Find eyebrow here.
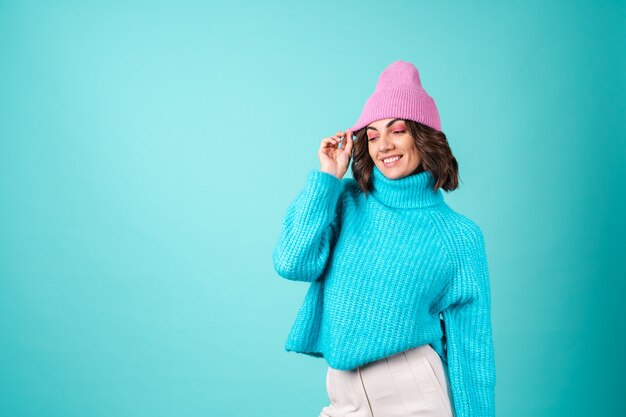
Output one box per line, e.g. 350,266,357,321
366,118,404,131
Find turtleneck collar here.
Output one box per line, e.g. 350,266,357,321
370,165,444,209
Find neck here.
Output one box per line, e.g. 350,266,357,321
370,165,444,209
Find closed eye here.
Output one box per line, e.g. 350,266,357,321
369,130,405,141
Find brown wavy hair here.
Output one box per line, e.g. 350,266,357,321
351,119,460,197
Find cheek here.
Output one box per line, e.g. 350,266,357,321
368,144,376,158
406,142,419,157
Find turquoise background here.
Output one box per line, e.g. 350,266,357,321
1,1,624,416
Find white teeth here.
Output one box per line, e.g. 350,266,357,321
384,156,401,163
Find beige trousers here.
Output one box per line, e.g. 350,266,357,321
319,344,454,417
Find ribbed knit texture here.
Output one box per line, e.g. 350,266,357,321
350,60,442,132
272,166,496,417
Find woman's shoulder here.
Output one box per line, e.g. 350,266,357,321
336,176,362,203
433,205,485,245
339,176,360,194
300,172,362,216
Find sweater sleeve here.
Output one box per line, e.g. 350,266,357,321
272,169,344,282
440,223,496,417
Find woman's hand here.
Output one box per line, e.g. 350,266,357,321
318,129,354,180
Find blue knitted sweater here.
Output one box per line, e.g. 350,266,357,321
272,165,496,417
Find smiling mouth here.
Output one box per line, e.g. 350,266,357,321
382,155,403,166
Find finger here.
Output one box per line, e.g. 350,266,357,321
320,138,332,151
320,137,338,150
344,129,354,154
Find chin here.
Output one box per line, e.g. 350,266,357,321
380,166,405,178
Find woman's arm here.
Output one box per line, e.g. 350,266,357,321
272,169,344,282
440,222,496,417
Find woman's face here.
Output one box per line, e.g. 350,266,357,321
367,118,422,179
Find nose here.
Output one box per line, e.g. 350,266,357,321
378,133,394,152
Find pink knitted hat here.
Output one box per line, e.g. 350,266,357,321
350,60,442,133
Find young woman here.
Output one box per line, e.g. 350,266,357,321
272,60,496,417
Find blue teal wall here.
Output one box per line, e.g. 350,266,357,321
1,1,624,416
